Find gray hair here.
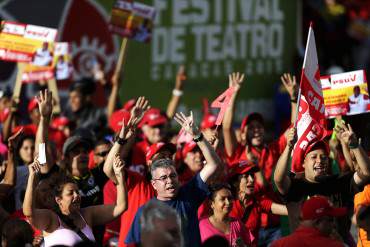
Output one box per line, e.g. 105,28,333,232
150,158,175,177
140,200,182,247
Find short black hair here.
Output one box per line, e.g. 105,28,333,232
69,78,96,95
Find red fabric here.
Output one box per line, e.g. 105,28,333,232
230,197,272,247
292,26,326,172
88,150,95,170
131,140,151,175
103,170,155,247
12,124,66,151
0,108,10,123
225,134,286,183
271,226,344,247
10,209,42,237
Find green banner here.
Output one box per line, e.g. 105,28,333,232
101,0,297,119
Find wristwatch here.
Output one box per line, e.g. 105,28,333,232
193,133,204,142
115,136,127,145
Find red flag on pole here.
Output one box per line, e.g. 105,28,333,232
292,24,327,172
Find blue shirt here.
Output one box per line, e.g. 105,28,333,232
125,173,209,247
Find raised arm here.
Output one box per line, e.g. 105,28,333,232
107,73,121,120
334,122,354,172
35,90,55,174
23,158,54,231
103,97,149,183
280,73,298,124
166,65,186,119
85,154,127,226
340,124,370,184
222,72,244,157
174,111,223,183
273,127,296,195
2,99,18,142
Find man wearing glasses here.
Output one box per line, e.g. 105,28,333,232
125,112,223,247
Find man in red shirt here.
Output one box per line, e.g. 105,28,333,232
271,196,346,247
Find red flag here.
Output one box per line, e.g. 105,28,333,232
292,24,326,172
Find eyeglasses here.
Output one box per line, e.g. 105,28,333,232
95,150,109,157
152,173,178,182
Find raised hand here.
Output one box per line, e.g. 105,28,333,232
228,72,245,91
280,73,298,100
130,96,150,125
8,127,23,152
175,65,186,89
286,127,297,148
174,111,200,137
28,158,41,176
340,124,358,147
113,154,125,177
36,89,53,119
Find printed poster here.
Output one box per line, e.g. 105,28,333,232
321,70,370,117
0,21,57,63
109,0,155,43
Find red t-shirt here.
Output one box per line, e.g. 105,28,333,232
271,226,344,247
130,140,151,176
103,169,154,247
229,197,272,246
226,134,287,183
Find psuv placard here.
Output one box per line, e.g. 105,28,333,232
321,70,370,117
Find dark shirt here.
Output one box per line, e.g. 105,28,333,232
285,172,361,242
125,173,209,247
64,104,106,135
74,165,108,208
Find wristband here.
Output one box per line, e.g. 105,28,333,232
172,89,183,97
349,142,359,149
290,98,297,103
115,136,127,145
193,133,204,142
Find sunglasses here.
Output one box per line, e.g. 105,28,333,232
95,150,109,157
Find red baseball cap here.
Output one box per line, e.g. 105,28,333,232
304,140,330,158
28,98,38,113
240,112,264,130
145,142,176,163
301,196,347,220
181,141,198,158
200,114,217,130
138,108,167,128
51,116,70,129
228,161,260,178
109,109,131,133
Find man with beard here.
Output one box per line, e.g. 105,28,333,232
274,125,370,245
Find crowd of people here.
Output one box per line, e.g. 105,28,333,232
0,64,368,247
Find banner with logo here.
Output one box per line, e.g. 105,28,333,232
292,25,326,172
110,0,156,43
321,70,370,117
0,21,57,63
21,42,73,83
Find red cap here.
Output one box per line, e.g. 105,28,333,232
301,196,347,220
123,99,136,111
28,98,38,112
109,109,131,133
145,142,176,163
240,112,264,130
181,141,198,157
200,114,217,130
139,108,167,127
304,140,330,158
230,161,260,176
51,116,70,129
